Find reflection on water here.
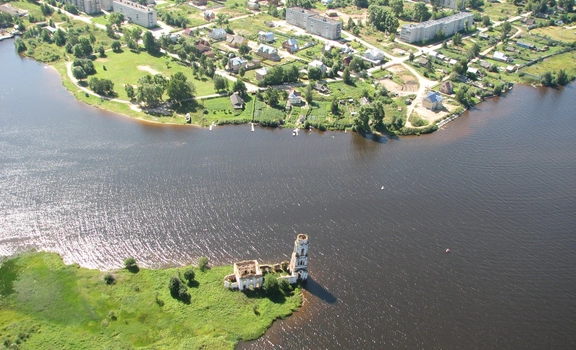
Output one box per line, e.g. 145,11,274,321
1,40,576,349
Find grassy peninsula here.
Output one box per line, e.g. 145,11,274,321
0,252,302,349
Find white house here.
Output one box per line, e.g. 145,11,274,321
255,67,269,81
228,56,247,72
308,60,327,73
288,89,303,105
364,48,385,61
208,28,227,41
493,51,509,62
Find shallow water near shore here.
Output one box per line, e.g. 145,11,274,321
1,40,576,349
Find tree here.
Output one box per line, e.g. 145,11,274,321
501,21,512,39
391,0,404,16
183,268,195,283
342,67,352,85
482,15,491,27
556,69,569,86
466,0,484,9
89,77,114,95
168,277,181,296
408,52,415,61
413,2,431,22
72,66,87,80
265,87,280,106
15,38,27,53
98,45,105,57
238,66,246,77
198,256,209,271
233,79,247,97
305,84,313,104
278,278,291,294
137,74,165,107
213,75,229,92
125,84,135,100
166,72,195,104
541,71,555,86
263,275,279,295
368,5,399,33
330,97,339,115
54,29,66,46
143,31,160,55
111,40,122,52
108,11,125,28
452,32,462,46
124,257,137,270
73,44,84,58
238,44,250,55
308,67,322,80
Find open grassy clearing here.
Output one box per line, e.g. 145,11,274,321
521,51,576,76
481,2,521,21
0,252,302,350
530,26,576,42
91,49,216,101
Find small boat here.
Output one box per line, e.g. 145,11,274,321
445,249,451,253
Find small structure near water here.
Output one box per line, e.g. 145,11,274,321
224,234,309,290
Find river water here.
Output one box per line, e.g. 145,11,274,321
1,40,575,349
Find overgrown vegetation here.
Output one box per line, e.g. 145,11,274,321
0,252,302,349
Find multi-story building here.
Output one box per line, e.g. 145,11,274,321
286,7,341,40
112,0,157,28
62,0,101,15
400,12,474,43
100,0,112,11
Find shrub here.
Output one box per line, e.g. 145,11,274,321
103,273,115,285
183,268,195,283
198,257,209,271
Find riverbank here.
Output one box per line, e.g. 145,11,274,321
0,252,302,349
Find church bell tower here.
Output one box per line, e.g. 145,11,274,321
289,234,309,281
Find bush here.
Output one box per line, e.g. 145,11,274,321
103,273,115,285
263,275,279,295
183,268,195,283
198,257,209,271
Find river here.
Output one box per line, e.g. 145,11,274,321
1,40,575,349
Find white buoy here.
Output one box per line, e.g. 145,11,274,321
446,249,451,254
381,186,384,190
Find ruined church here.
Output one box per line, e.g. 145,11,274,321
223,234,309,290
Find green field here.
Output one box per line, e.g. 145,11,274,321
0,252,302,349
92,50,216,101
530,26,576,42
521,51,576,76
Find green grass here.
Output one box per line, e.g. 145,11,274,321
92,50,216,101
0,252,302,350
521,51,576,77
530,26,576,43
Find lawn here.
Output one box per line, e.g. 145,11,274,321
0,252,302,350
92,50,216,101
530,26,576,43
481,2,521,21
521,51,576,77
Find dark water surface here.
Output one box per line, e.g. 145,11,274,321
1,40,575,349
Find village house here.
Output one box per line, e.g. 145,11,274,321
195,39,214,58
479,60,493,70
258,31,275,43
416,57,429,67
247,0,259,10
440,80,454,94
517,41,536,50
282,38,299,53
208,28,227,41
230,92,244,109
478,32,490,40
204,10,215,21
314,82,330,94
364,48,385,62
256,44,281,61
228,56,247,72
493,51,509,62
467,67,479,77
223,234,310,290
360,96,370,105
227,35,247,48
288,89,303,105
422,91,443,110
308,60,327,73
255,67,269,81
523,17,536,29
